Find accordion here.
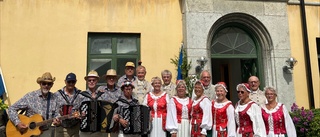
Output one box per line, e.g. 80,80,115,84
79,100,117,132
122,105,151,134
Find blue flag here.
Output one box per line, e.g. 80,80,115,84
0,67,7,99
177,45,183,80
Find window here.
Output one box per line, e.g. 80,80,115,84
87,33,140,85
211,27,257,58
211,26,259,82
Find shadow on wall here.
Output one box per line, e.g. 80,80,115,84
282,68,293,84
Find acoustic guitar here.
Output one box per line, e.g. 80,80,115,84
6,111,79,137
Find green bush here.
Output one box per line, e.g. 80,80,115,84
307,108,320,136
290,103,320,137
0,99,7,111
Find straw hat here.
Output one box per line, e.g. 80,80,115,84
36,72,56,84
84,70,100,80
125,62,135,68
102,69,118,79
106,69,117,76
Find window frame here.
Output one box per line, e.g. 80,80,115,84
87,32,141,85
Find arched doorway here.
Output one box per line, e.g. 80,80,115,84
208,13,272,104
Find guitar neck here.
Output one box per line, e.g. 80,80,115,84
36,114,73,127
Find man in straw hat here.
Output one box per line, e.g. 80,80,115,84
79,70,109,137
117,62,137,87
97,69,121,103
55,72,82,137
80,70,101,100
8,72,61,137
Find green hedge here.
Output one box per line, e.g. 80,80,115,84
307,108,320,136
290,103,320,137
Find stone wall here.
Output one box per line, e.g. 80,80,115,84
181,0,296,109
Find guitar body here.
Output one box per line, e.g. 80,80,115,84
6,114,43,137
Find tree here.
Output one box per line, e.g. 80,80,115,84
170,47,196,96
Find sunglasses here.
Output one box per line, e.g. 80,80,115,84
67,81,76,84
41,82,53,86
125,67,134,70
237,90,245,94
87,79,97,82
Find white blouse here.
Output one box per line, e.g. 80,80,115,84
166,96,191,132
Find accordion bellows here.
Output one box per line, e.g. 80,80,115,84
80,101,117,132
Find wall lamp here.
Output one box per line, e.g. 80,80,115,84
283,57,298,74
195,56,208,74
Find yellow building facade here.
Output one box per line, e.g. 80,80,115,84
288,0,320,108
0,0,183,104
0,0,319,109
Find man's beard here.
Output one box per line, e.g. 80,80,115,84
42,89,49,94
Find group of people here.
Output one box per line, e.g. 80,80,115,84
164,74,297,137
6,61,297,137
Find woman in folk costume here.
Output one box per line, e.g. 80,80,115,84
143,77,170,137
234,83,266,137
190,80,212,137
166,80,192,137
211,82,236,137
261,86,296,137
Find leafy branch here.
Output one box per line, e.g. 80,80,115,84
0,99,8,111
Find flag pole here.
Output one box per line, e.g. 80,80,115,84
0,66,8,98
177,43,183,80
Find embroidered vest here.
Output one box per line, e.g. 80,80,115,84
212,101,232,137
173,97,192,123
191,97,206,137
147,93,167,130
262,104,287,135
238,102,254,136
